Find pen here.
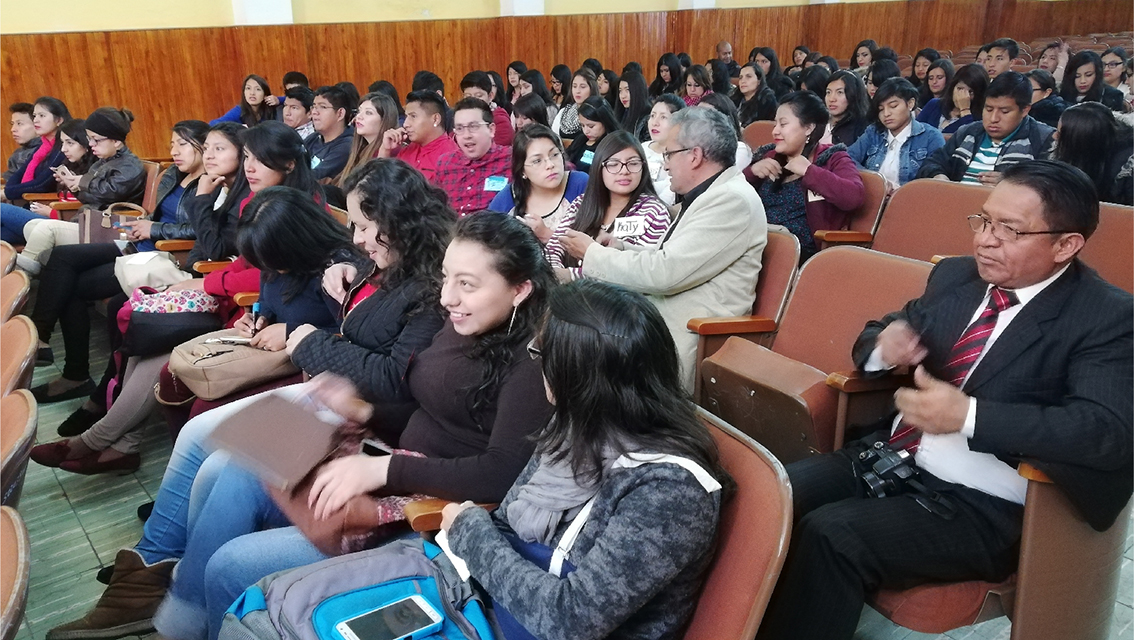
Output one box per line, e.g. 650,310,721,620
250,302,260,336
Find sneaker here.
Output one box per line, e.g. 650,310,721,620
46,549,176,640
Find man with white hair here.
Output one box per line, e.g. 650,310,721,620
560,107,767,389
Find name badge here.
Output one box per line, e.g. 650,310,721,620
310,155,323,169
807,189,826,203
484,175,508,192
581,150,595,166
612,216,646,238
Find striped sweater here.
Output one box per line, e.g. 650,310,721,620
916,116,1055,182
545,193,671,280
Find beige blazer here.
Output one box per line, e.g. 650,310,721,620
583,165,767,389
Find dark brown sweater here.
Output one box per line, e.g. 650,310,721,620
383,322,553,503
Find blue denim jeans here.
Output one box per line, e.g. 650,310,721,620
0,202,45,244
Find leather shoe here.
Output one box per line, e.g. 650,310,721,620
30,440,80,468
32,378,96,404
36,346,54,367
58,407,105,437
59,452,140,476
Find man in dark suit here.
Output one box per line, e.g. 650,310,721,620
756,160,1133,640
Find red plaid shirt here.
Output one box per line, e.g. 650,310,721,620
431,145,512,215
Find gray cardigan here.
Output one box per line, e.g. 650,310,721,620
448,454,722,640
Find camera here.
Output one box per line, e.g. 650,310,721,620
858,441,917,498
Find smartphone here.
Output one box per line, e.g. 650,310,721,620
203,336,253,345
361,438,393,457
335,595,444,640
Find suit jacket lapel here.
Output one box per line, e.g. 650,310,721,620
925,277,988,375
963,264,1079,394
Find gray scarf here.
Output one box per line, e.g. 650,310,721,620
507,445,623,546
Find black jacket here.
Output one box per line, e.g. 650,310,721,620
916,116,1055,182
183,182,250,265
3,137,65,201
1028,95,1068,128
831,116,869,148
76,147,146,208
853,257,1133,531
289,259,445,408
149,167,201,242
735,88,778,128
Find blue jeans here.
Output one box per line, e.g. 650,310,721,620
0,202,45,244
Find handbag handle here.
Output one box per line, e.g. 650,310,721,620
105,202,149,218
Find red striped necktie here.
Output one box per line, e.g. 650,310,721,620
889,287,1021,454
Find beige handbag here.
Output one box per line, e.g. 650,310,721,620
168,328,299,400
114,251,192,292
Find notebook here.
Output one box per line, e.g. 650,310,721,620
207,392,339,490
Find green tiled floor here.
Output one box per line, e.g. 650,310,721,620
7,305,1133,640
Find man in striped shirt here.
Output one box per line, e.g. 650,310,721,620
917,72,1055,185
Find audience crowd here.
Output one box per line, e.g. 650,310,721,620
1,30,1131,640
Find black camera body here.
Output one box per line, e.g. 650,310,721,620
858,441,917,498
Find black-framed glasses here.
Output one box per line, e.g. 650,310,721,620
453,122,489,134
526,338,541,360
601,158,644,174
661,148,693,164
966,214,1075,242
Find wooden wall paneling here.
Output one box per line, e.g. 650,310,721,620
231,25,309,94
552,13,669,78
497,16,561,81
685,6,809,68
900,0,990,56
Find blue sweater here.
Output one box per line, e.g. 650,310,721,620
209,100,284,126
257,269,341,338
487,171,589,214
916,98,975,135
4,139,66,201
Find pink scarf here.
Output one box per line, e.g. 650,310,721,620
21,135,55,184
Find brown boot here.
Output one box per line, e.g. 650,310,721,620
46,549,176,640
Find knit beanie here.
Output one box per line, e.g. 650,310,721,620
85,107,133,141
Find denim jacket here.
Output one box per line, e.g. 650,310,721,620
847,120,945,186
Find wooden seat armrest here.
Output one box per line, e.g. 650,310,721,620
21,193,61,202
192,260,232,274
687,316,777,335
232,291,259,308
826,370,912,393
930,255,959,265
49,201,82,211
1018,462,1053,483
814,230,875,244
404,499,500,532
155,239,196,252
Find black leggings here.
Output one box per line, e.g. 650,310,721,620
32,243,123,381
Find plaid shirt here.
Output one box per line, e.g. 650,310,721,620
431,144,512,215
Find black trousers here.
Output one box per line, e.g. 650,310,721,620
756,434,1024,640
32,243,123,381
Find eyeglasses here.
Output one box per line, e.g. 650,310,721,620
966,214,1075,242
601,158,644,173
525,151,563,168
661,148,693,164
87,134,109,145
1103,61,1124,69
453,122,488,134
526,338,541,360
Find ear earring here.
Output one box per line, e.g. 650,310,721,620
507,304,519,334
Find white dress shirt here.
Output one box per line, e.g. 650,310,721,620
867,265,1071,504
878,121,912,190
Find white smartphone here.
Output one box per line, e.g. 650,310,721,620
203,336,253,345
335,595,444,640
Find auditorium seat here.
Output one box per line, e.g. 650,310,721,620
0,390,36,508
687,226,800,402
871,179,993,262
813,169,888,248
0,243,14,275
20,160,160,222
0,505,29,640
0,271,29,324
699,247,931,463
743,121,775,151
870,464,1131,640
0,316,36,396
1079,202,1133,293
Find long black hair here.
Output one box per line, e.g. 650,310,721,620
567,131,656,264
826,70,870,125
453,212,556,424
1060,50,1108,103
753,47,789,86
850,39,878,69
239,74,275,126
735,63,778,127
513,94,551,128
907,48,941,88
237,186,357,300
576,96,620,137
508,124,565,211
205,122,250,235
506,60,528,103
650,53,684,96
341,158,454,300
1053,102,1122,196
34,96,71,153
775,92,829,179
537,279,730,490
707,59,733,95
550,65,572,104
599,69,620,110
519,69,556,107
940,63,989,118
615,70,651,134
240,120,322,200
919,58,955,107
58,118,95,174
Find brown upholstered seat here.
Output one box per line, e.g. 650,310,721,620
0,242,14,276
871,178,993,262
1080,202,1133,293
870,465,1131,639
687,227,801,401
682,408,792,640
0,272,29,324
742,121,775,150
814,170,888,248
0,390,36,508
0,506,29,640
0,316,36,396
699,246,931,463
